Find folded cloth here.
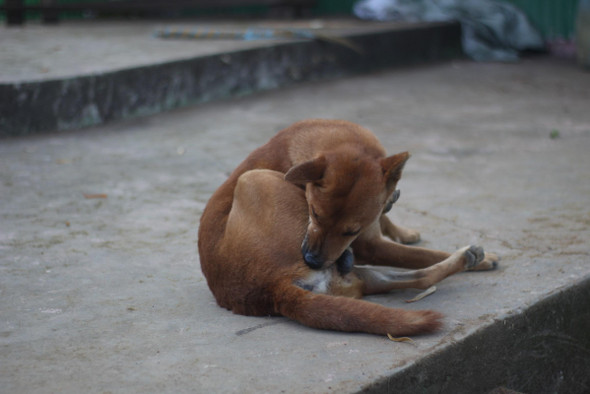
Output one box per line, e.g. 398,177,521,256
353,0,545,61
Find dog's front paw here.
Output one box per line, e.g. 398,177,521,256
388,224,421,244
463,246,499,271
397,227,421,245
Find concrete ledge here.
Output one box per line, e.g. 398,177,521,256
0,21,461,136
366,277,590,394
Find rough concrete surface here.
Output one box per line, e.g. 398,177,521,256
1,57,590,393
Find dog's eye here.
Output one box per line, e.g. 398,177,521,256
342,229,361,237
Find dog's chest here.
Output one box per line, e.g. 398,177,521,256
295,270,332,294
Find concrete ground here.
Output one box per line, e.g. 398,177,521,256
1,21,590,394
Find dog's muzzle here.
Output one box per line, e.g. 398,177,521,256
303,252,323,269
302,234,323,269
302,235,354,273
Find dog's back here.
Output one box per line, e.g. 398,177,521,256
198,120,385,311
198,119,384,286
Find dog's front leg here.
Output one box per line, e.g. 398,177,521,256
379,215,421,244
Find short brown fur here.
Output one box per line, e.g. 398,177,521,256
198,119,498,336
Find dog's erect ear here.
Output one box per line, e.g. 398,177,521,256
381,152,410,188
285,156,327,185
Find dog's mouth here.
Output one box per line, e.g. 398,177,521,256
303,255,323,269
301,235,353,273
301,233,326,269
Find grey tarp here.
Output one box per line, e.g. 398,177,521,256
354,0,545,61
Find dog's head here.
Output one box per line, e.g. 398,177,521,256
285,149,410,270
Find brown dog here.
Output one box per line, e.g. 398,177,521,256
198,119,498,336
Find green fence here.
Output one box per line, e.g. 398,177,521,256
503,0,579,39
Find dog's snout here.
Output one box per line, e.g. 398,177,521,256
301,235,324,269
303,252,323,269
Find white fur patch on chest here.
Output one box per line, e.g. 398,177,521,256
295,270,332,294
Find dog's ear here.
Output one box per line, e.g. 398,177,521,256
284,156,327,185
381,152,410,188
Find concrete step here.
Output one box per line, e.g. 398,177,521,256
0,19,461,136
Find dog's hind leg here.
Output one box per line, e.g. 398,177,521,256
354,221,499,271
354,245,497,295
379,215,421,244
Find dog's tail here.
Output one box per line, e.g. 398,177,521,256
272,282,443,336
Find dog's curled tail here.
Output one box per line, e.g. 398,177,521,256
273,283,443,336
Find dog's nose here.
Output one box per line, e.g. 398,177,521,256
302,234,324,269
336,248,354,275
303,252,323,270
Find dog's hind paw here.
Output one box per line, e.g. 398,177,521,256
469,252,499,271
464,246,499,271
463,245,484,270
